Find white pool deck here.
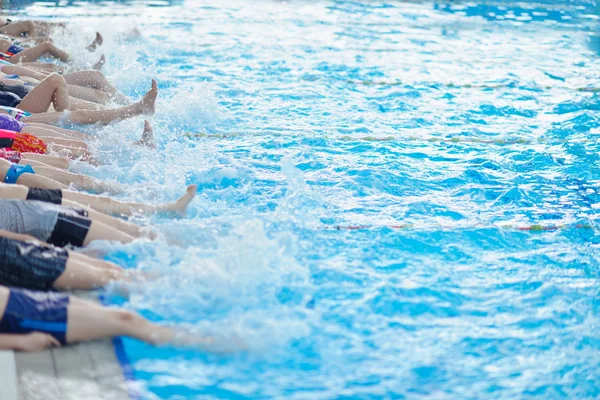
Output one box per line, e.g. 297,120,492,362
0,292,130,400
1,339,129,400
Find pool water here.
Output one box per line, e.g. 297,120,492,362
8,0,600,398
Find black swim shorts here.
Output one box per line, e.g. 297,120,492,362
26,188,63,205
48,207,91,247
0,237,68,290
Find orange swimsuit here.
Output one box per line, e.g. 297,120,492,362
0,128,47,154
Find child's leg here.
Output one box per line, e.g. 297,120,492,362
52,253,125,290
68,97,104,111
24,123,87,140
17,74,70,113
67,85,112,104
68,252,123,273
62,199,154,239
16,171,68,189
34,166,123,194
63,184,197,216
0,21,37,37
22,80,157,126
19,62,64,73
63,70,125,98
20,152,69,169
18,159,54,169
37,136,88,150
66,298,175,345
9,42,70,63
82,220,135,245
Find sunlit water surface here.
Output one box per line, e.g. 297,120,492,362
6,0,600,398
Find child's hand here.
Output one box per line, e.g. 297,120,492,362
17,332,61,352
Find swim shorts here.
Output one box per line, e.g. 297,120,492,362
0,148,21,163
12,132,46,154
0,287,69,345
26,188,63,205
4,163,34,184
0,90,21,108
0,237,68,291
7,44,23,55
0,83,30,99
48,207,91,247
0,114,24,132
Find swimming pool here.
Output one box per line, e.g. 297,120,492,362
8,0,600,398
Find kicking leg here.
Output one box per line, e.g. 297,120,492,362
21,153,69,169
24,123,87,140
69,97,104,111
62,199,155,239
53,252,126,290
22,80,157,126
37,136,88,150
63,70,129,103
9,41,71,63
63,184,197,217
15,171,67,189
0,21,37,37
21,125,83,141
19,62,64,73
82,220,135,245
17,74,70,113
66,299,175,345
68,252,124,274
34,166,123,194
67,85,111,104
20,152,69,169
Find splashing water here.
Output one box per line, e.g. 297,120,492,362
8,0,600,398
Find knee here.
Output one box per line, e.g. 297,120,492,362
25,21,36,31
114,310,143,325
47,73,66,86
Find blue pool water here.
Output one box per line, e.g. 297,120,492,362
7,0,600,398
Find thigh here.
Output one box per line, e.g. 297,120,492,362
83,220,135,245
53,256,119,290
66,301,123,343
22,111,64,125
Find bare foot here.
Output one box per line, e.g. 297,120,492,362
140,80,158,115
92,54,105,70
133,120,156,148
167,185,197,216
86,32,103,52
